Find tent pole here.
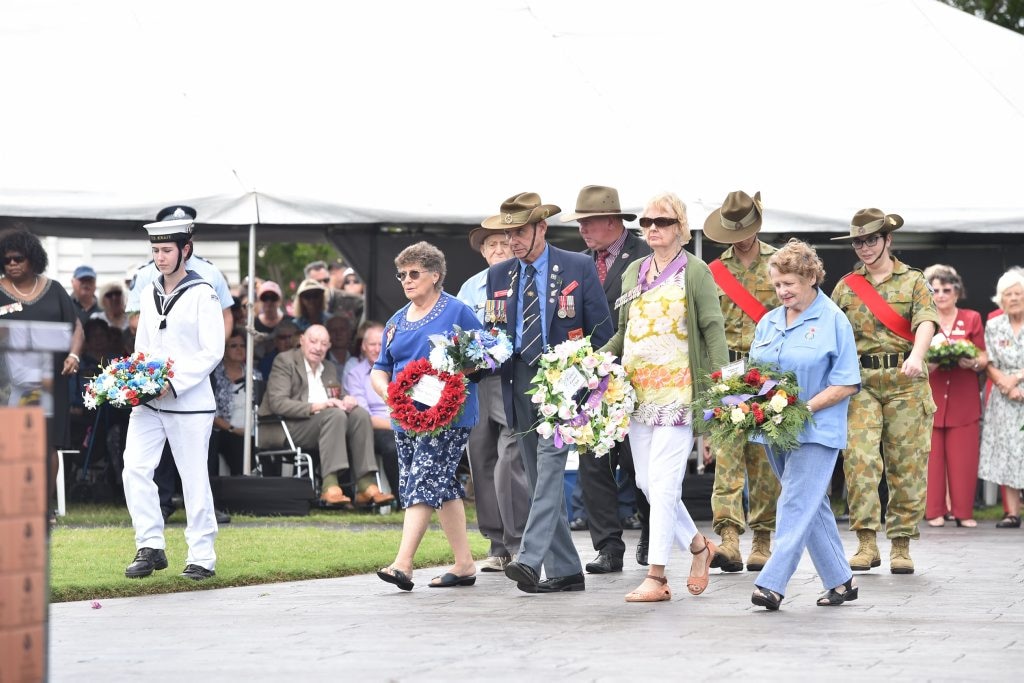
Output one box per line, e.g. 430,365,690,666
243,222,256,475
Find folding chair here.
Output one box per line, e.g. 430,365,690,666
251,379,317,494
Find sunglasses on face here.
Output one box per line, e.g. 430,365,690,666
227,343,245,349
3,255,26,265
851,235,882,249
638,217,679,229
105,291,123,299
933,287,956,294
396,270,424,282
317,278,330,285
259,294,280,302
344,278,361,285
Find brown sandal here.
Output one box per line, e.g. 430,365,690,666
625,574,672,603
687,535,718,596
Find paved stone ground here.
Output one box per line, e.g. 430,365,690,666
50,525,1024,682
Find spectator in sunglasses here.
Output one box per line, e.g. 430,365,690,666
92,282,130,331
305,259,364,322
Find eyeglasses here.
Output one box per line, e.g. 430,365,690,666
396,270,424,282
317,278,330,285
933,287,956,294
343,277,361,285
638,217,679,230
851,235,882,249
3,255,26,265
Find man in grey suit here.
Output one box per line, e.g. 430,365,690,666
260,324,393,508
563,185,653,571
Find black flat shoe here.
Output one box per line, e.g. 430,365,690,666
996,515,1021,529
585,553,623,574
817,578,858,606
530,572,585,593
180,564,216,581
751,586,782,611
377,566,414,591
504,561,540,588
429,572,477,588
125,548,168,579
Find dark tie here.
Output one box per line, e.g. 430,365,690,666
520,264,543,365
596,249,609,284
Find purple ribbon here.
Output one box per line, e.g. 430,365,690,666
551,376,608,447
702,380,779,421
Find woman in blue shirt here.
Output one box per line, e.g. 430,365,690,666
370,242,482,591
747,239,862,610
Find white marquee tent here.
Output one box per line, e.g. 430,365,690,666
2,0,1024,236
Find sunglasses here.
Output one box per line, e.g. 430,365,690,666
933,287,956,294
104,291,123,299
396,270,424,282
851,235,882,249
3,255,27,265
259,294,280,302
344,278,361,285
317,278,331,285
638,217,679,229
227,343,245,349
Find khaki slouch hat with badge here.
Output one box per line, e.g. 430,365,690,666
561,185,637,223
480,192,561,231
831,208,904,241
703,190,763,244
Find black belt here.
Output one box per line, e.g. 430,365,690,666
860,353,905,369
728,349,747,363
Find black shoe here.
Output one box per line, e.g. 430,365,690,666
161,506,174,524
180,564,216,580
636,526,650,566
215,509,232,524
585,553,623,574
996,515,1021,529
816,578,858,607
620,514,643,530
533,573,586,593
751,585,783,611
569,517,589,531
504,561,540,588
125,548,168,579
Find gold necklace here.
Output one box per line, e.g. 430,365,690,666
6,275,40,299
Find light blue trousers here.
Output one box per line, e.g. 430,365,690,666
755,443,851,596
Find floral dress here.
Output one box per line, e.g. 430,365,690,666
978,315,1024,488
622,267,692,426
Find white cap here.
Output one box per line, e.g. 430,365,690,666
142,218,194,242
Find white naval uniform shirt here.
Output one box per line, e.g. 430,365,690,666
128,255,233,314
135,272,225,413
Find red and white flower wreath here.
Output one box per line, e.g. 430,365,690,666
386,358,468,437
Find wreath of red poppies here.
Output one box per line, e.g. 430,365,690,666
386,358,468,436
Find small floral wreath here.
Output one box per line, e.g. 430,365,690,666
386,358,468,437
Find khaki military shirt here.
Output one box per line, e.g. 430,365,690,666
830,257,938,355
715,240,779,353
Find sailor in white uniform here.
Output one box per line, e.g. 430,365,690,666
122,217,226,580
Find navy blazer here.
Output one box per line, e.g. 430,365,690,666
486,244,613,426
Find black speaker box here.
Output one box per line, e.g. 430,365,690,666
211,476,315,516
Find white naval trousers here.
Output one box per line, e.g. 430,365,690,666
123,407,218,569
629,422,699,567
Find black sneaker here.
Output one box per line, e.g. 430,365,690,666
125,548,169,578
180,564,216,580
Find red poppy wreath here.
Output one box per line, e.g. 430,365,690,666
386,358,468,437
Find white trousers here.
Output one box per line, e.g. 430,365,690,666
123,408,218,569
629,422,699,567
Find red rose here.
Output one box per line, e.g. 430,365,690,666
787,395,797,405
710,371,722,381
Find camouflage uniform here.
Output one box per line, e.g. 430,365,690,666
831,258,938,540
711,241,781,538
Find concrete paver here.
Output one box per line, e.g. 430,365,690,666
49,526,1024,681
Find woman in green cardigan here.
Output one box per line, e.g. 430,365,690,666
601,192,728,603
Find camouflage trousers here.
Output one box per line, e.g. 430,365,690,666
711,441,780,535
844,367,936,540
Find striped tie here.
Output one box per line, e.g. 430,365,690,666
520,264,543,365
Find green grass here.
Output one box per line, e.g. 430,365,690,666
50,503,487,603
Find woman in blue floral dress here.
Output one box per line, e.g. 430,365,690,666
371,242,483,590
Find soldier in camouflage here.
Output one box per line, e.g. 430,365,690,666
830,209,937,575
702,190,782,573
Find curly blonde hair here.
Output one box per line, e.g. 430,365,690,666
768,238,826,286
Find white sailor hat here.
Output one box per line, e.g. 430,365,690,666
142,218,194,242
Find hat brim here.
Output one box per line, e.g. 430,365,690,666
831,214,904,241
468,227,489,251
481,204,561,230
702,209,762,244
560,210,637,223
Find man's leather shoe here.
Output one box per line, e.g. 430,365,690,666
636,526,650,567
355,484,396,507
180,564,216,580
215,509,231,524
569,517,588,531
504,560,539,588
125,548,168,579
534,573,585,593
585,553,623,574
320,485,352,507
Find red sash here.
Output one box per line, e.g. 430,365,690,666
709,259,768,323
842,273,915,342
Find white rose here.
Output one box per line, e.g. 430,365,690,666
772,414,784,424
558,404,575,421
582,354,599,369
714,383,731,393
769,394,789,413
531,391,546,404
730,407,746,424
536,421,554,439
587,376,600,390
540,403,558,418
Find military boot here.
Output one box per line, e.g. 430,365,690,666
710,525,743,572
746,530,772,571
848,529,881,571
890,537,914,574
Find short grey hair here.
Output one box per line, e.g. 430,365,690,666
303,260,329,278
993,267,1024,306
395,241,446,291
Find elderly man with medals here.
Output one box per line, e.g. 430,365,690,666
121,216,226,580
481,192,613,594
702,191,782,573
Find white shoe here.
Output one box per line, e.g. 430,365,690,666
479,555,511,572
